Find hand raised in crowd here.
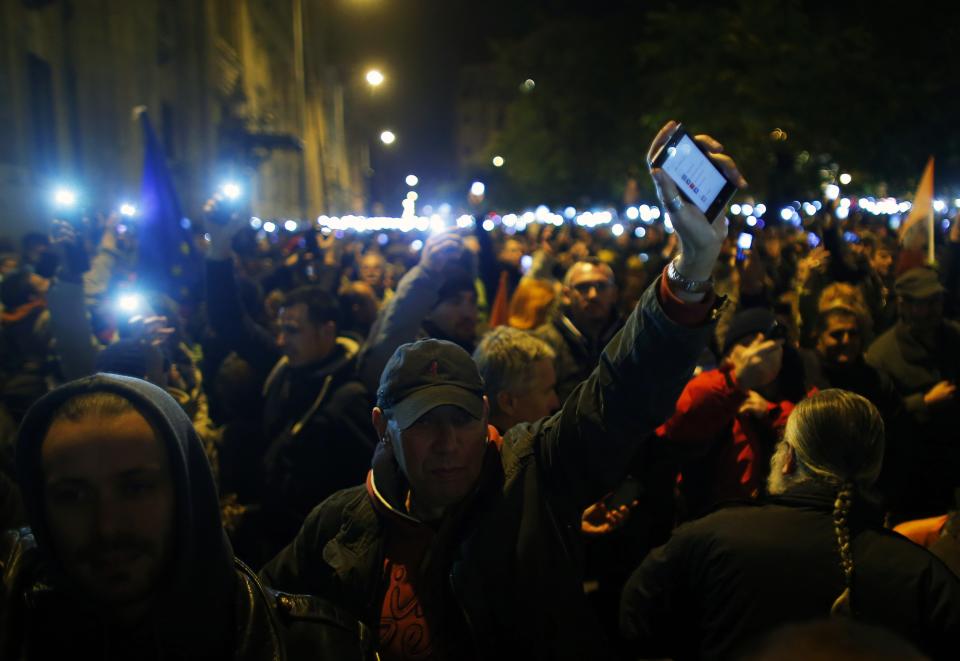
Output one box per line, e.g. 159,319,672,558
729,334,783,391
98,212,122,252
318,231,343,267
580,499,637,537
647,120,748,284
923,380,956,408
539,224,556,256
738,389,772,418
49,219,78,247
795,246,830,287
420,230,463,274
127,314,176,347
203,195,246,260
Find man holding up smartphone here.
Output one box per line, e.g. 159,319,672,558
261,122,747,660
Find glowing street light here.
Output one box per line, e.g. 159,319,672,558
365,69,384,87
839,173,852,185
405,174,419,187
380,130,396,145
492,155,505,167
470,181,486,197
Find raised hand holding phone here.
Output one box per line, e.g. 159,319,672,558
647,120,748,285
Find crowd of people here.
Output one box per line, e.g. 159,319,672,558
1,122,959,659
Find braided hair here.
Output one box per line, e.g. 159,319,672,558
781,389,885,618
831,483,855,615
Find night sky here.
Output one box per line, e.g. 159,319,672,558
326,0,960,211
327,0,610,209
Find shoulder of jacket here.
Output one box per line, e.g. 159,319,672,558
307,486,372,529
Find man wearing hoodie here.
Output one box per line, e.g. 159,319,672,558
205,207,377,551
261,122,746,659
0,374,375,659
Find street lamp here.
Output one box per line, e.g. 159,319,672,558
380,130,396,145
492,155,504,168
405,174,418,187
366,69,385,88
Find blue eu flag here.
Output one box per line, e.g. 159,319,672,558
137,111,202,302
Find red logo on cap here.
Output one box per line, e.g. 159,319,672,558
428,360,439,376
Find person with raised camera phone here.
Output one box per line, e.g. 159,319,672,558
259,121,747,660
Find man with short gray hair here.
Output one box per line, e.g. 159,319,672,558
473,326,560,433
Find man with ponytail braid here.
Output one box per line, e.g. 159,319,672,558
621,389,960,660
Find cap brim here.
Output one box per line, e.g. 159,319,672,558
897,283,945,299
390,385,484,430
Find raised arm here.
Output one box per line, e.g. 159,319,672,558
529,121,747,513
204,198,279,374
357,230,464,392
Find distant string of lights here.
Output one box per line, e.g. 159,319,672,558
245,195,960,236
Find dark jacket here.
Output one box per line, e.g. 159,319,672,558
206,259,376,523
533,309,624,404
261,278,717,660
1,374,376,660
866,320,960,516
620,483,960,660
261,336,377,524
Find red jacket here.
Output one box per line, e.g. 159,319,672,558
657,365,796,517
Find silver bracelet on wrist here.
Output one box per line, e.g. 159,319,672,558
667,257,713,294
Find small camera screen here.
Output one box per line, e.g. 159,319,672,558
737,232,754,250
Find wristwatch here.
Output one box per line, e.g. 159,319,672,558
667,257,713,294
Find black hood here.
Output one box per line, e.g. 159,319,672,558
16,373,236,656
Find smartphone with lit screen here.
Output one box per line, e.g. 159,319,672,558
650,124,739,221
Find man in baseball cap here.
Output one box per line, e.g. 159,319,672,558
261,120,745,659
373,339,488,517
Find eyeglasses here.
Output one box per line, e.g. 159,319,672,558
571,280,612,296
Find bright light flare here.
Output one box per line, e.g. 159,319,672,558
53,187,78,208
366,69,385,87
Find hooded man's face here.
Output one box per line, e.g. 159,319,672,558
41,410,174,610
